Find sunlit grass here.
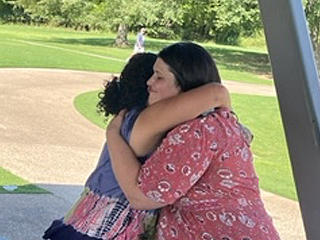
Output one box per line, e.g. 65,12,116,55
0,167,49,194
0,24,273,85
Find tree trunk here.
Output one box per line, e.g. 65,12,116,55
115,23,129,47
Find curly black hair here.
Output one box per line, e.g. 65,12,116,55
97,53,157,118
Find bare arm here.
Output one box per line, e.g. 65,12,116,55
107,110,165,210
130,83,231,156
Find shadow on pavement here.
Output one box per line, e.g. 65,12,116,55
0,183,83,240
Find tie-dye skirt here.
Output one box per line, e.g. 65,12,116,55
43,188,159,240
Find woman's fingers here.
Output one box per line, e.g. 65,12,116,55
118,109,128,118
107,109,128,134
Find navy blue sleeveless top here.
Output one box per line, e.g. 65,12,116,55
85,107,146,197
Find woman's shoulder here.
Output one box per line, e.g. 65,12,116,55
209,108,254,144
162,108,236,138
179,108,240,137
211,107,234,117
121,107,144,139
204,107,238,125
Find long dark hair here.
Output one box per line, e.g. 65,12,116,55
158,42,221,92
97,53,157,117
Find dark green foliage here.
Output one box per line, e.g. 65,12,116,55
305,0,320,72
0,0,12,19
1,0,262,45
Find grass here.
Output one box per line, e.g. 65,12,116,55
74,91,297,201
0,24,273,85
0,167,49,194
1,24,294,199
238,31,268,52
0,25,127,73
231,94,297,200
74,90,111,129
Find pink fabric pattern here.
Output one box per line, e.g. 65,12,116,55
64,189,158,240
139,108,280,240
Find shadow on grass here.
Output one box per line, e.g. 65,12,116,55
0,184,50,194
47,37,172,49
205,46,271,77
48,37,119,47
43,36,272,79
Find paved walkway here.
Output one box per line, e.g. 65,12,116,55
0,68,305,240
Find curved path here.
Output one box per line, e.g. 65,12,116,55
0,68,304,240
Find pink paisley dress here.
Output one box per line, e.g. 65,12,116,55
138,108,281,240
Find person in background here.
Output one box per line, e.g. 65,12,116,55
134,27,146,54
107,42,281,240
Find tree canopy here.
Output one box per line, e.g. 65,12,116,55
1,0,319,48
0,0,262,44
305,0,320,71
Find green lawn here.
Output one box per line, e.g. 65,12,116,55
0,24,272,85
74,91,297,201
231,94,296,200
0,167,49,194
74,90,111,129
0,24,127,73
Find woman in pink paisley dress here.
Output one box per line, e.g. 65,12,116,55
107,42,281,240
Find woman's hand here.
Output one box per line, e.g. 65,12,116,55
107,109,127,137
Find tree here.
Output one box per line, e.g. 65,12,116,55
209,0,261,44
171,0,261,44
2,0,263,45
115,23,129,46
305,0,320,71
2,0,32,22
0,0,14,20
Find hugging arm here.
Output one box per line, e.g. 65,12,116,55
107,110,165,210
129,83,231,156
108,84,230,209
107,110,219,210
